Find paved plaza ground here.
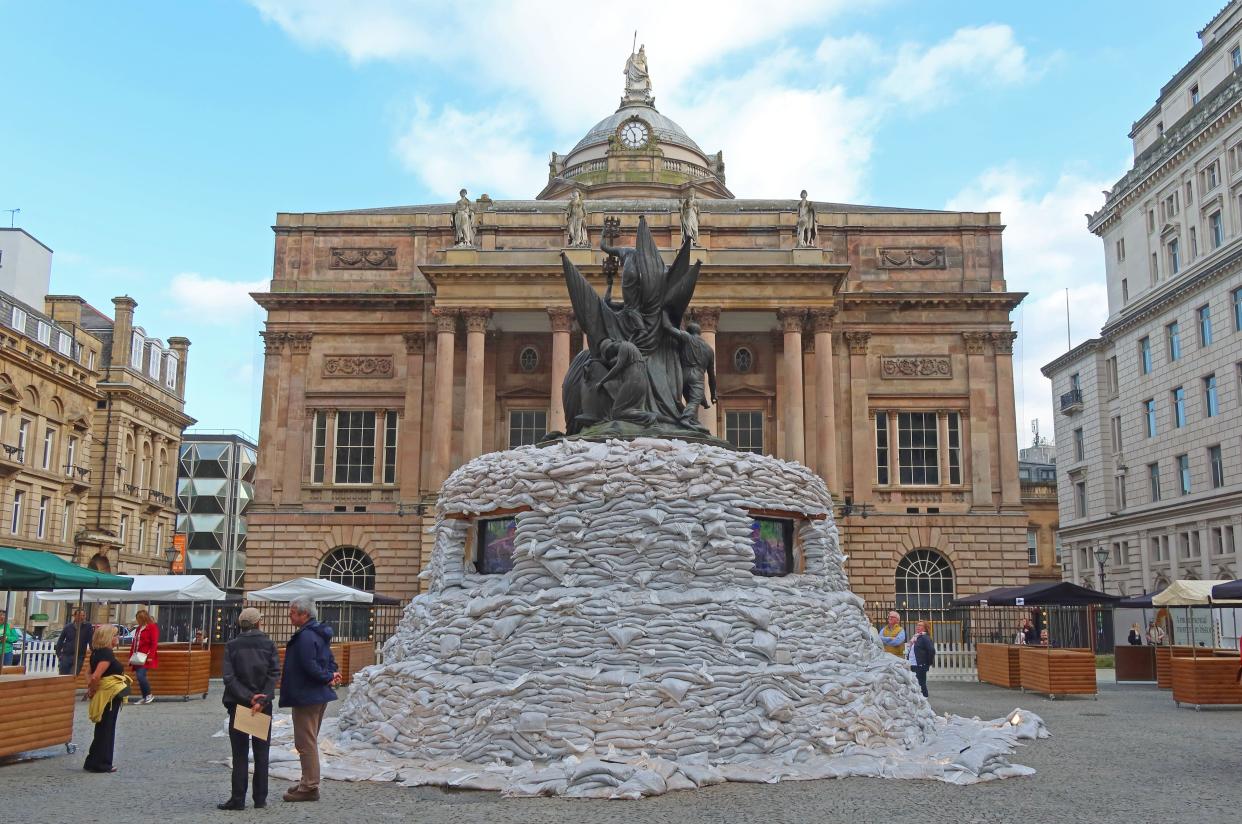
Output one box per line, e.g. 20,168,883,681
0,674,1232,824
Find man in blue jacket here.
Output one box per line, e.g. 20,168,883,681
278,596,341,803
56,609,93,675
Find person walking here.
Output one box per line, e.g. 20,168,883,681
906,620,935,698
278,597,341,803
129,609,159,704
56,609,93,676
0,610,20,667
84,624,131,773
879,611,906,657
218,607,279,811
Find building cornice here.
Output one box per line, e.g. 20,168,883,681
1040,337,1106,378
1102,240,1242,337
839,292,1025,311
251,291,434,310
1057,487,1242,540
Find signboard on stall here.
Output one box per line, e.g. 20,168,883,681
1169,609,1215,646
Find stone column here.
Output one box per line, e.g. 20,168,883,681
778,309,806,464
691,306,721,435
429,308,458,488
462,308,491,461
399,333,426,497
844,331,871,502
963,332,994,508
809,308,838,492
1199,521,1212,580
547,307,574,434
1167,532,1177,583
1139,530,1152,592
991,331,1021,508
280,332,313,505
254,332,286,505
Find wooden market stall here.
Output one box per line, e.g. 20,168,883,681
1152,580,1242,708
1114,644,1157,681
1018,646,1097,698
976,643,1022,688
0,547,134,760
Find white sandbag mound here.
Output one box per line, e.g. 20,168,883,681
295,438,1047,798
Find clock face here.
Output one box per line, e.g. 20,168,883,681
619,120,650,149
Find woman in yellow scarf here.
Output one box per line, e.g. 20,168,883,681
84,625,132,773
879,610,907,656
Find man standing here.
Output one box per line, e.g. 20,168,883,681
55,609,93,676
278,597,341,803
907,621,935,698
218,607,279,811
0,610,20,667
879,610,906,657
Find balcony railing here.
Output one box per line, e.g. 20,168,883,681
147,489,173,507
1060,388,1083,413
122,483,142,496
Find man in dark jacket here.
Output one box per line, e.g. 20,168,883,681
218,607,279,811
278,597,341,803
906,620,936,698
55,609,93,676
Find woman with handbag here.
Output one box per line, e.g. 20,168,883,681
129,609,159,704
84,624,131,772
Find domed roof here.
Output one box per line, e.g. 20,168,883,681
570,104,705,156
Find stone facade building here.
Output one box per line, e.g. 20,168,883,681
0,229,193,623
1019,444,1062,584
1044,3,1242,594
247,55,1029,607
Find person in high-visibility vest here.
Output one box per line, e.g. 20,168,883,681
879,610,906,657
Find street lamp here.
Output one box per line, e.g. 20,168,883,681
165,545,180,573
1093,545,1111,592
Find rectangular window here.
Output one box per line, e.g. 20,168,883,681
507,410,548,448
147,345,160,379
333,411,376,484
1148,209,1157,232
1073,427,1085,462
10,306,26,334
1191,84,1200,105
1167,321,1181,360
164,353,178,389
1074,481,1087,518
383,411,398,484
1172,386,1186,428
1190,226,1198,259
1151,252,1158,284
875,412,889,485
725,411,764,454
1110,415,1122,454
311,411,326,484
1210,445,1225,488
16,419,29,462
56,332,71,356
1145,399,1157,437
1233,45,1241,69
137,519,146,555
1149,462,1161,502
10,490,23,534
1139,337,1152,373
1027,529,1039,566
1198,303,1213,345
1115,474,1127,510
475,517,517,574
1177,454,1191,495
154,523,162,556
1211,210,1224,247
947,412,962,485
36,496,48,539
66,436,77,475
130,331,144,368
1070,372,1081,391
1116,238,1125,261
896,411,939,485
36,321,51,346
41,427,54,470
1187,179,1194,203
1209,161,1221,190
61,500,74,541
1205,374,1219,417
1234,288,1242,331
1168,238,1180,273
1122,278,1129,303
118,513,128,547
749,517,794,577
1107,356,1119,395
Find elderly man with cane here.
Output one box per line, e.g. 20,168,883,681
218,607,279,811
279,596,341,803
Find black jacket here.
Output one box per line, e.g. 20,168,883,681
911,633,935,668
55,620,93,660
222,629,279,709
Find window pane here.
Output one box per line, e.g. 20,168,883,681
725,411,764,454
334,411,376,484
897,412,939,485
750,517,793,577
476,518,517,574
508,410,548,448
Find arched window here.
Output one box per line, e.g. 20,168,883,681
518,346,539,372
895,548,954,610
319,546,375,592
733,346,754,373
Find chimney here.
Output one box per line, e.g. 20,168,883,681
111,296,137,369
167,337,190,396
44,295,84,328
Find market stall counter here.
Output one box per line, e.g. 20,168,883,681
1018,646,1097,698
1114,645,1157,682
1171,651,1242,709
116,645,211,700
976,643,1022,688
0,672,76,758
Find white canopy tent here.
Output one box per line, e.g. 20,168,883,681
37,574,226,603
246,577,374,604
1152,580,1232,606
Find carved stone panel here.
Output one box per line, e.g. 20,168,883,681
876,247,946,269
330,247,397,269
322,356,395,378
880,356,952,379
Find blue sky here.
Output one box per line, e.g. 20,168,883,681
0,0,1227,443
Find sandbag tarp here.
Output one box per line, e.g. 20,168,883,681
953,581,1121,607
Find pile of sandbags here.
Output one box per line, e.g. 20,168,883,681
302,438,1047,798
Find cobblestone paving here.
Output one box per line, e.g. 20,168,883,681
0,676,1232,824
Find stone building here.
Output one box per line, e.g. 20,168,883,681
1044,2,1242,594
0,229,193,623
1019,444,1061,584
247,53,1029,607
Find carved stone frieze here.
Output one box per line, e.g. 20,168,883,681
843,331,871,355
880,356,952,379
877,247,946,269
322,355,395,378
329,247,397,269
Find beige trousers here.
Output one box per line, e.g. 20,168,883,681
291,703,327,792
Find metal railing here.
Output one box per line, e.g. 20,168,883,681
1060,388,1083,411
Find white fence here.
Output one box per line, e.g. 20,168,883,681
17,639,59,675
927,641,977,681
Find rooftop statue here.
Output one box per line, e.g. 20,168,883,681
452,188,477,247
554,216,727,445
622,44,654,106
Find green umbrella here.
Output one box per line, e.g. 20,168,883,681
0,547,133,591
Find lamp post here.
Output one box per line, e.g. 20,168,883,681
1093,545,1111,593
165,545,180,574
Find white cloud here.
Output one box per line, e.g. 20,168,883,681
167,272,270,319
946,166,1112,447
814,33,881,77
877,24,1031,110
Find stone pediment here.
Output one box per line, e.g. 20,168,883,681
717,385,774,399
